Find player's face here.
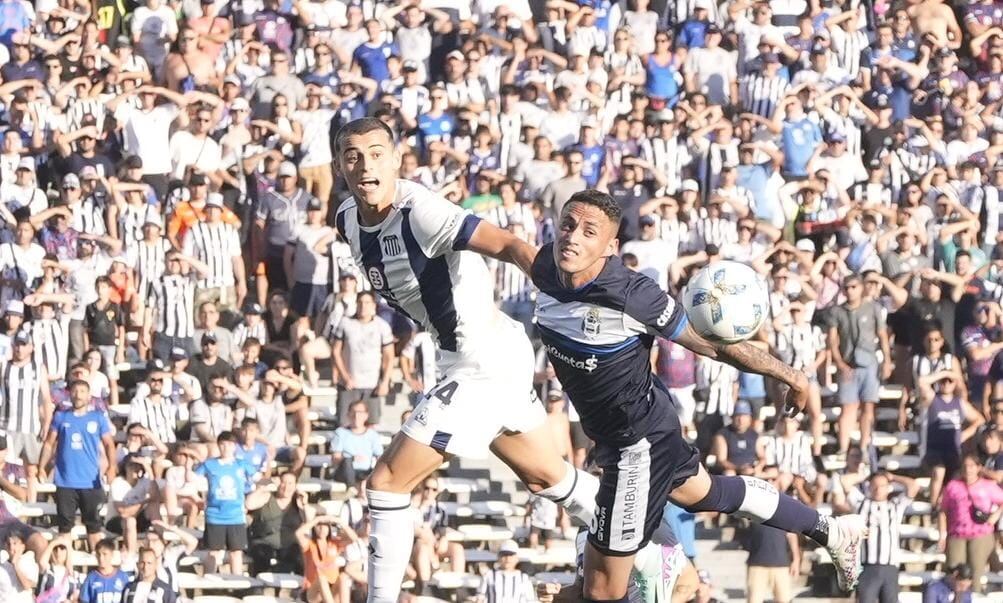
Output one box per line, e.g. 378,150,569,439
339,129,401,211
554,202,619,276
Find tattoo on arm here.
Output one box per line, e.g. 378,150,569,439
716,340,803,388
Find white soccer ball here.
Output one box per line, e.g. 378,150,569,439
682,261,768,343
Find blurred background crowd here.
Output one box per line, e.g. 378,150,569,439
0,0,1003,602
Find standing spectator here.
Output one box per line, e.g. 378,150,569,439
938,453,1003,593
78,538,130,603
332,291,393,425
181,194,246,313
286,197,333,319
330,400,383,487
540,149,587,222
38,379,114,550
256,161,316,293
84,276,125,405
856,471,919,603
191,430,258,575
743,517,799,603
0,329,51,501
121,546,176,603
828,274,891,456
916,371,984,506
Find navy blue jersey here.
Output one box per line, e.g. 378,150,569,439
532,245,688,445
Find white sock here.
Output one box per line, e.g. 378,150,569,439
535,462,599,527
366,489,414,603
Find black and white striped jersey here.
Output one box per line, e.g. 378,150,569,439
0,357,43,435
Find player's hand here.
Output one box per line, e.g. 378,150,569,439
782,374,810,418
537,583,561,603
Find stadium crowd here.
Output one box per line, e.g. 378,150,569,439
0,0,1002,602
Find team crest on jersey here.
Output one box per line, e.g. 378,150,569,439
381,235,402,257
582,307,601,340
368,267,385,289
86,421,98,434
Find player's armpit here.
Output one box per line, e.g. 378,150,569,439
464,219,539,275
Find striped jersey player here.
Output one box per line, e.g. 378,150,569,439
331,118,599,603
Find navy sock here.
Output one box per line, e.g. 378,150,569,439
683,475,827,545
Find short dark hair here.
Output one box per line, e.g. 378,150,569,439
95,538,117,554
217,430,236,444
334,117,396,156
565,189,622,223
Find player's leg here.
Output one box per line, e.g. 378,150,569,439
365,432,447,603
670,464,866,591
490,427,599,527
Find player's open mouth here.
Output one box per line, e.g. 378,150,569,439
358,178,380,192
559,246,578,258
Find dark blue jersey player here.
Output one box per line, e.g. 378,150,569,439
531,190,867,603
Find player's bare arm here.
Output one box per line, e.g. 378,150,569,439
673,322,810,414
465,220,539,275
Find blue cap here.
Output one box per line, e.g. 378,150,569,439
734,401,753,416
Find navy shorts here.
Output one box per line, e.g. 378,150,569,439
588,391,701,556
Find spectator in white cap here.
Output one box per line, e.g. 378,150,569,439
476,539,534,603
255,160,318,294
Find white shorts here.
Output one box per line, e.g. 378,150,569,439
401,319,545,458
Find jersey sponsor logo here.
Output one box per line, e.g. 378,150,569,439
367,267,385,289
655,302,675,328
544,344,598,373
619,456,642,541
582,307,601,340
381,235,402,257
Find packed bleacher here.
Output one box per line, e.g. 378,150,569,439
0,0,1002,602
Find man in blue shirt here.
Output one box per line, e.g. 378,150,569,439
576,120,605,188
351,19,398,85
39,379,115,550
79,538,130,603
923,564,973,603
193,431,258,575
330,400,383,487
778,96,823,179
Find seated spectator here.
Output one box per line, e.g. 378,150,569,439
0,531,38,603
247,471,308,574
79,538,130,603
297,514,361,603
922,564,973,603
106,454,161,557
330,400,383,487
710,401,762,476
122,546,176,603
475,539,534,603
146,520,200,595
411,475,464,591
34,533,76,603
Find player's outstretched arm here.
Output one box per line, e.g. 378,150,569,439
674,322,809,415
465,220,540,275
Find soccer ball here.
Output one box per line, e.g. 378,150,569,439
682,261,768,343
